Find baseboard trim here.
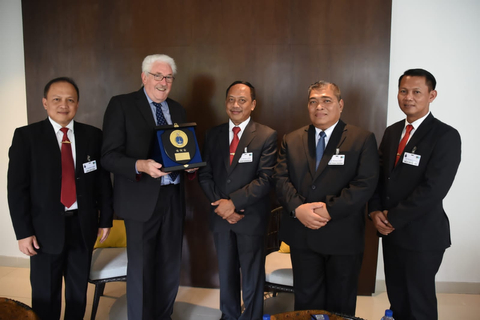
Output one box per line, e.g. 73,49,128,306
375,280,480,295
0,255,29,268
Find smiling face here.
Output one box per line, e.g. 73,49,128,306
308,85,344,130
225,84,256,125
398,75,437,123
42,81,79,127
142,61,173,103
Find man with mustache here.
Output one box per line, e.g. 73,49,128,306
102,54,196,320
199,81,277,320
369,69,461,320
274,80,379,316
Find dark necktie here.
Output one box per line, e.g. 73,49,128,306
153,102,179,182
316,131,326,170
395,124,413,166
60,127,76,207
230,127,241,165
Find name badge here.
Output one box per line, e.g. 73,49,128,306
328,155,345,165
402,152,421,166
83,160,97,173
238,152,253,163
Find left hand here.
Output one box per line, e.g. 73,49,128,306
313,202,331,220
97,228,111,243
226,213,245,224
212,199,235,219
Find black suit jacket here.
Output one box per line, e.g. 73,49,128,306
198,121,277,235
274,120,379,255
8,119,113,254
101,88,187,221
369,113,461,251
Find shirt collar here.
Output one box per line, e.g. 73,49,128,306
143,87,167,109
229,117,251,133
314,120,339,138
404,111,430,130
48,117,74,133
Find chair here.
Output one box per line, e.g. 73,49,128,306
0,297,40,320
88,220,128,320
264,207,294,295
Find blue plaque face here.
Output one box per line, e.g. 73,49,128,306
176,136,183,144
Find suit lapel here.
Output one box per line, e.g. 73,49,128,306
228,121,256,173
218,124,230,172
135,88,156,128
313,120,347,180
304,125,316,178
167,98,183,124
41,119,62,165
404,113,435,154
73,122,87,175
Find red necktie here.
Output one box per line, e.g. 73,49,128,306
230,127,241,165
395,124,413,166
60,127,76,207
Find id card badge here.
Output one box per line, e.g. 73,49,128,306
328,149,345,165
238,152,253,163
402,152,421,166
83,160,97,173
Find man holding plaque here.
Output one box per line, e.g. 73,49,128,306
199,81,277,320
273,81,379,315
102,54,195,320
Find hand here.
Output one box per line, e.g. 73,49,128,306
370,210,395,235
226,213,245,224
212,199,235,219
185,168,198,173
313,202,331,220
295,202,330,230
18,235,40,256
97,228,111,243
136,159,169,179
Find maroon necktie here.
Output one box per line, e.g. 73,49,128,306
60,127,76,207
395,124,413,166
230,127,241,165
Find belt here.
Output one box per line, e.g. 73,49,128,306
63,209,78,217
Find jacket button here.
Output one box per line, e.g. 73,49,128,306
311,185,316,190
227,179,231,184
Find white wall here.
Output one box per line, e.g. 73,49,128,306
375,0,480,284
1,0,479,286
0,0,28,259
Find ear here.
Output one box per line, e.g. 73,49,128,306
42,98,48,110
429,89,437,103
339,99,345,112
251,100,257,111
141,72,148,86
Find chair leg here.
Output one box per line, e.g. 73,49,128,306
91,282,106,320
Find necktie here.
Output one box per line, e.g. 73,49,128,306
152,101,168,126
153,102,179,181
60,128,76,208
316,131,326,170
230,127,241,165
395,124,413,166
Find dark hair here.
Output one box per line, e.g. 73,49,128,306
225,81,256,101
398,69,436,91
308,80,342,101
43,77,80,101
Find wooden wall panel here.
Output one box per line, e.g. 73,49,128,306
22,0,392,293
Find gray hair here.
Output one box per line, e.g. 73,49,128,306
142,54,177,75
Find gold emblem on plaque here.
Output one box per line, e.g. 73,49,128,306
170,130,188,148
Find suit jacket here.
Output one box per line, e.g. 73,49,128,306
101,88,187,221
7,119,113,254
198,121,277,235
369,113,461,251
274,120,379,255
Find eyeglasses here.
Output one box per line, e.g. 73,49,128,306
148,72,175,83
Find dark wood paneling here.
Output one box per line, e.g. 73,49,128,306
22,0,392,293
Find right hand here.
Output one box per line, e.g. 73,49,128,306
226,213,245,224
295,202,330,230
18,235,40,256
370,210,395,235
136,159,169,179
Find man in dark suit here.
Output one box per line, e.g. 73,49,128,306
274,80,379,315
102,54,196,320
7,77,113,320
199,81,277,320
369,69,461,320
